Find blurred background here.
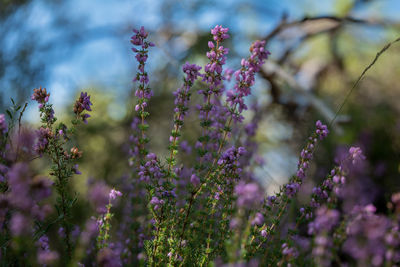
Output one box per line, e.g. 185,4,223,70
1,0,400,209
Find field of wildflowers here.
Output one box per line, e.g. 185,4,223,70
0,25,399,267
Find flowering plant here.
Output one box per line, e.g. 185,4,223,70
0,25,399,267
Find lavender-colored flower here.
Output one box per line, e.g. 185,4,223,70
31,86,50,107
308,206,340,235
109,188,123,200
196,25,230,162
138,153,163,183
74,92,93,123
131,26,154,49
226,40,270,123
210,25,229,42
88,181,110,214
168,63,202,167
251,212,264,226
7,163,33,211
190,174,200,187
235,182,264,208
261,229,267,238
0,114,7,135
349,146,366,165
288,120,329,197
183,62,202,83
217,146,246,176
10,212,30,236
34,127,52,156
36,235,59,265
282,243,299,258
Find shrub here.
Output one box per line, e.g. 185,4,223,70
0,25,399,266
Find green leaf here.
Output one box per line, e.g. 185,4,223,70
6,110,12,119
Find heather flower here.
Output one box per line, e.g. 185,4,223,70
282,243,299,258
0,114,7,135
182,62,202,83
74,92,93,123
349,146,366,165
196,25,230,164
315,120,329,140
190,174,200,187
7,163,33,211
37,235,59,265
34,127,52,156
295,120,329,182
138,153,163,183
210,25,230,42
251,212,264,226
217,146,246,175
109,188,122,200
167,63,202,174
31,86,50,107
308,206,340,235
131,26,154,160
73,164,82,175
235,182,264,208
226,40,270,123
343,204,392,265
10,212,30,236
88,181,110,213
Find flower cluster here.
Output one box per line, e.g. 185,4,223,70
97,188,123,249
167,63,202,173
74,92,93,123
226,40,270,122
235,181,264,208
217,146,246,175
31,86,50,108
131,26,154,159
1,24,398,267
37,235,59,265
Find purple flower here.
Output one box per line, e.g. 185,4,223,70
73,164,82,175
261,229,267,238
34,127,52,156
251,212,264,226
0,114,7,135
217,146,246,176
88,181,110,213
349,146,366,165
308,206,340,235
190,174,200,187
182,62,202,83
235,182,264,208
315,120,329,140
31,86,50,105
109,188,122,200
131,26,154,49
282,243,299,258
74,92,93,123
10,212,30,236
210,25,229,42
36,235,59,265
138,153,163,182
226,40,269,123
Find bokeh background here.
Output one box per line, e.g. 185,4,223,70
1,0,400,209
